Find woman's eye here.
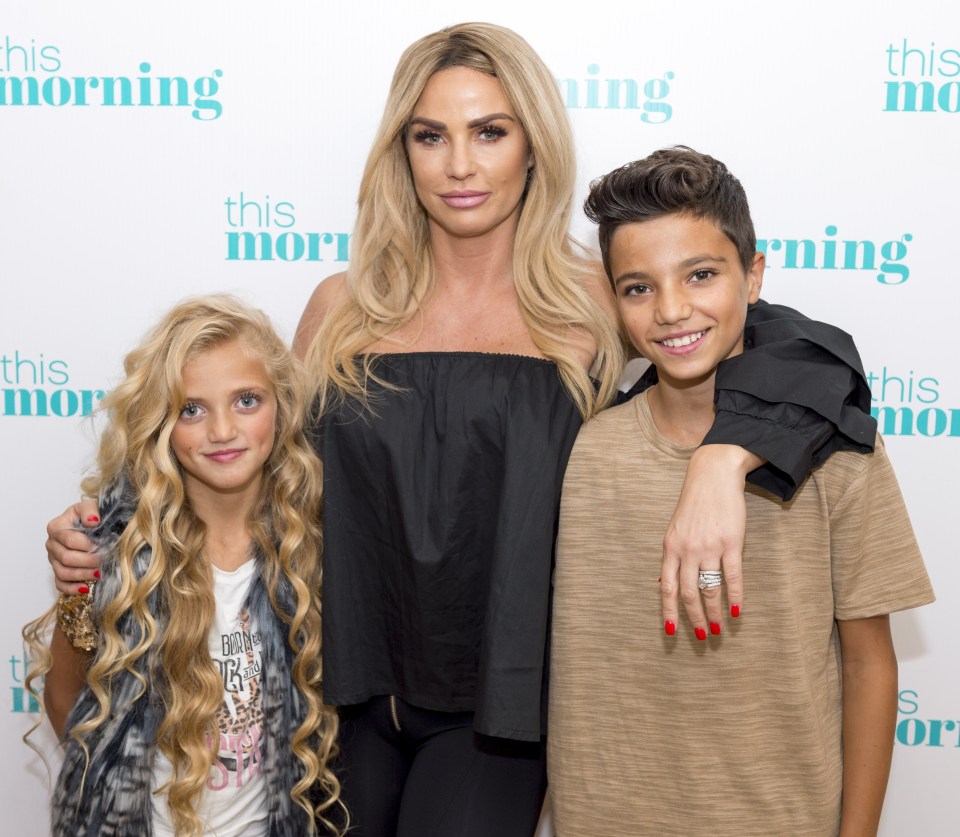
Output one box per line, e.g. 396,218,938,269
412,130,443,145
478,125,507,141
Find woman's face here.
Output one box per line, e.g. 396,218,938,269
405,66,532,244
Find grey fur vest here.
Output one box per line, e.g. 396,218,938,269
51,478,318,836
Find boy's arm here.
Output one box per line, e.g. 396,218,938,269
45,624,90,739
837,614,898,837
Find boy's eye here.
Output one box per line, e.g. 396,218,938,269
691,269,716,282
623,283,651,296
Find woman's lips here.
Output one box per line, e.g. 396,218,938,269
440,191,490,208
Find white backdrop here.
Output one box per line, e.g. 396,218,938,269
3,2,956,834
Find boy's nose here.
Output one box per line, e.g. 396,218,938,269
655,286,693,324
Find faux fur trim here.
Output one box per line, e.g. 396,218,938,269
51,477,315,836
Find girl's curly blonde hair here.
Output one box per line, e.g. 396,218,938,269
25,294,341,835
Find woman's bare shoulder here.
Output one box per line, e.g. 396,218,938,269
293,272,349,358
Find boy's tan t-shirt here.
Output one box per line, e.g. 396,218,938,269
548,392,934,837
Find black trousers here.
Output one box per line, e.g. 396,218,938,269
334,696,547,837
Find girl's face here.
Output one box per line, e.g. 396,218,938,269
170,340,277,509
405,66,532,244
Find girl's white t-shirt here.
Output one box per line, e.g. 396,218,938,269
152,559,268,837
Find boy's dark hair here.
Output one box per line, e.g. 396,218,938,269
584,146,757,280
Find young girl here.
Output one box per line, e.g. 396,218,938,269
25,295,342,837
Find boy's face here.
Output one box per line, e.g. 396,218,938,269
610,213,763,390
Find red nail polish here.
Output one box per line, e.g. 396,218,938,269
710,621,721,635
78,585,90,595
93,570,101,580
695,627,707,641
86,515,100,523
731,604,741,618
664,620,676,636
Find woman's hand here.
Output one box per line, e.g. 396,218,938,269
660,444,761,639
46,500,102,594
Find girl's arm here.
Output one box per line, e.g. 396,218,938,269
45,624,90,739
837,614,898,837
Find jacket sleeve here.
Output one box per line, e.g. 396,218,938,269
619,299,877,500
705,299,876,498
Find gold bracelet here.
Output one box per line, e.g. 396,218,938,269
56,586,98,652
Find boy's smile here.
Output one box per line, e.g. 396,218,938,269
611,213,763,393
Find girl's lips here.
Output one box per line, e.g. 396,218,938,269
205,449,245,463
440,192,490,208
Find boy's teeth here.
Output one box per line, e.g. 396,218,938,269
661,331,704,348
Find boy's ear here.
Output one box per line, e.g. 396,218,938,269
746,251,764,304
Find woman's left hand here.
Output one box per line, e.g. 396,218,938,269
660,444,761,640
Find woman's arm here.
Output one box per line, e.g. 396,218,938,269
46,500,102,594
704,299,876,498
660,445,761,637
633,300,874,635
293,272,348,359
45,624,90,739
837,614,898,837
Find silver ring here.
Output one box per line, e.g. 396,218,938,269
698,570,723,590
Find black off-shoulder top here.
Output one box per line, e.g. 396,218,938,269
316,352,580,741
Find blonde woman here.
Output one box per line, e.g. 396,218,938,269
46,23,874,836
28,296,341,836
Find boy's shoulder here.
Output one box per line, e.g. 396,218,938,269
577,398,642,442
809,431,893,511
566,398,650,475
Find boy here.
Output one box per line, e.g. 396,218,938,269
547,148,934,836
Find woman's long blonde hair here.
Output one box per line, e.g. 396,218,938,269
305,22,623,419
25,294,340,835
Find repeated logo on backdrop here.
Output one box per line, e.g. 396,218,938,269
0,35,223,120
0,351,105,418
8,642,39,715
224,193,352,263
884,39,960,114
756,227,913,284
898,690,959,749
558,64,675,123
868,368,959,439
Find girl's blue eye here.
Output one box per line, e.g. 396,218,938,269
180,403,202,419
237,392,262,410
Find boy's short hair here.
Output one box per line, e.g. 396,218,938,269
585,146,757,280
